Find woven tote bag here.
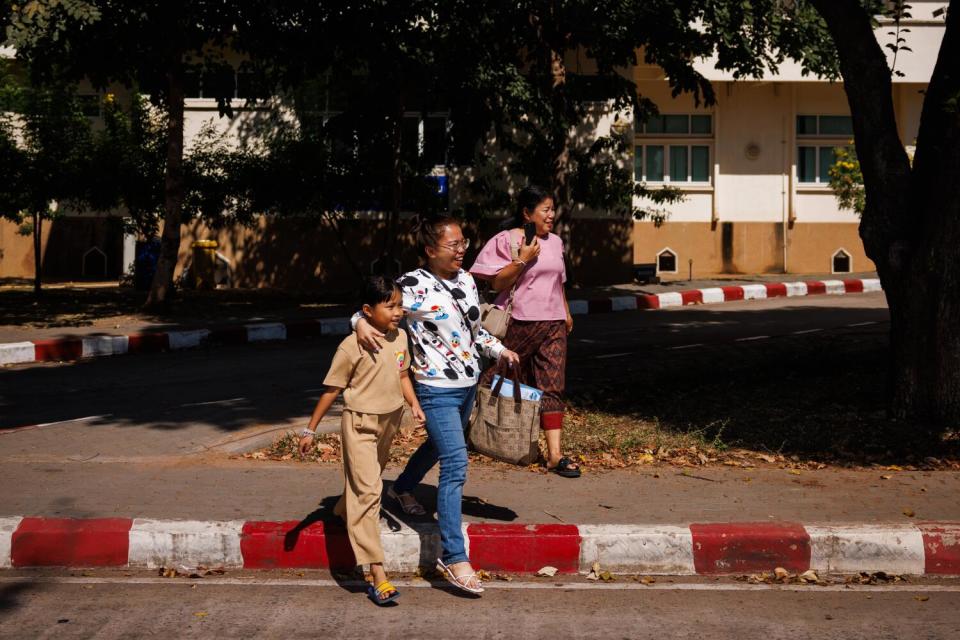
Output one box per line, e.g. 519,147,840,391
468,368,541,465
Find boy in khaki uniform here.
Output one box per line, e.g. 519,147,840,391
299,276,425,606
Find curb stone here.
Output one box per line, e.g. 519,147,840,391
3,516,957,576
0,278,883,367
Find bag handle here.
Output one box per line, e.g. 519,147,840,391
490,361,522,403
501,231,525,321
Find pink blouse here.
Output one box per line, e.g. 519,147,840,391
470,230,567,321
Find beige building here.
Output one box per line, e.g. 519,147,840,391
631,1,945,278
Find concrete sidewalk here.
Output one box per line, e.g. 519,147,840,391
1,458,957,575
0,274,882,366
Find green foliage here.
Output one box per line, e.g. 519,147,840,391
0,73,91,219
84,94,166,235
827,145,865,217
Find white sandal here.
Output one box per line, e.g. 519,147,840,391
387,486,427,516
437,559,484,595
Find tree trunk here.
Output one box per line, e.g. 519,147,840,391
145,54,186,308
886,0,960,429
810,0,960,431
32,209,42,295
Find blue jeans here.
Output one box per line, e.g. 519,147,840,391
394,381,477,565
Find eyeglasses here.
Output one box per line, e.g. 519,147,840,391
439,238,470,252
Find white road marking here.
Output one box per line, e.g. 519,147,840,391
1,576,957,593
179,397,247,408
0,415,111,434
792,328,823,335
668,344,703,350
594,352,633,360
846,322,878,327
735,336,770,342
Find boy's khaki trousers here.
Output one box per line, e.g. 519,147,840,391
333,408,403,565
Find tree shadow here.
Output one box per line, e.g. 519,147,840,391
565,302,958,463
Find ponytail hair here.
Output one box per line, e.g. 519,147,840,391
504,184,554,229
412,213,460,257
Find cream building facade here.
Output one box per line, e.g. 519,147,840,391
631,1,946,278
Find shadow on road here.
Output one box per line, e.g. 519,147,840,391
4,301,941,465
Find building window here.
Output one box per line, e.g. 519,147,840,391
657,248,678,274
796,115,853,137
832,249,852,274
796,114,853,185
640,114,712,136
797,145,841,184
401,114,448,168
635,144,710,183
184,68,262,100
635,113,712,185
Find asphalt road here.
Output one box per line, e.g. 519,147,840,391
0,292,890,441
0,571,956,639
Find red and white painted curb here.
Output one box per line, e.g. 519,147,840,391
0,278,882,366
0,318,351,366
565,277,882,315
2,517,957,576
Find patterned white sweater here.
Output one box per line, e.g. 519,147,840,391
352,268,506,388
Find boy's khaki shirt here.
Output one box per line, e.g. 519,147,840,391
323,329,410,414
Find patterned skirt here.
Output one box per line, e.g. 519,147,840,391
482,319,567,430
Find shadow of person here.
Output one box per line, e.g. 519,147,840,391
283,495,366,596
381,480,518,528
462,495,518,521
381,479,437,525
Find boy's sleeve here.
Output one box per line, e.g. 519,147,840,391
322,346,356,388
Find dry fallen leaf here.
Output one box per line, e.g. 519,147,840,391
798,569,819,583
639,576,656,585
536,566,558,577
903,508,916,518
598,571,615,582
586,561,601,581
880,474,893,480
194,611,208,618
774,567,790,580
787,469,802,476
915,595,929,602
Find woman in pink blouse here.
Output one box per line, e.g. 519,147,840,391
470,186,580,478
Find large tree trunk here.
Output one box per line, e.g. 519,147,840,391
145,54,186,308
888,0,960,428
32,209,41,295
810,0,960,431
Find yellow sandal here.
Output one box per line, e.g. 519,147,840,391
367,580,400,606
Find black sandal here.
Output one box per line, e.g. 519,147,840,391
547,457,581,478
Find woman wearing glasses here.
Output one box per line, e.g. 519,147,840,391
354,215,520,595
470,185,580,478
